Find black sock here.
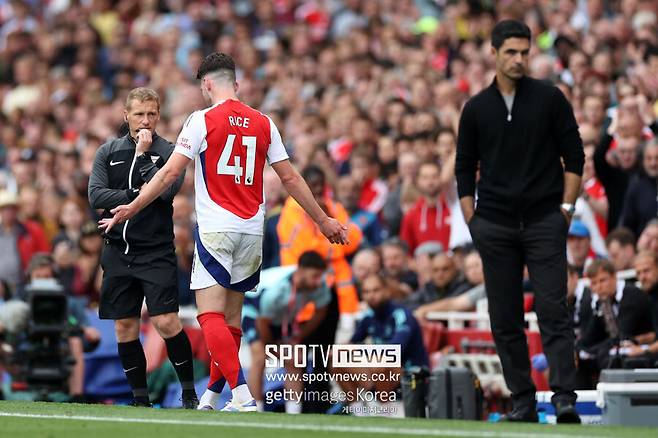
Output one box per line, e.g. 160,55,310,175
165,329,196,395
117,339,149,403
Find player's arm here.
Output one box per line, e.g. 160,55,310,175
134,147,186,202
271,159,347,244
88,144,135,210
98,153,189,232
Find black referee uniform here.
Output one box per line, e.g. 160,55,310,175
89,131,195,407
89,132,184,318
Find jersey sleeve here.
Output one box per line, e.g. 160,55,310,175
266,116,289,165
174,111,206,159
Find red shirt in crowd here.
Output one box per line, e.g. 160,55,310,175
400,196,451,255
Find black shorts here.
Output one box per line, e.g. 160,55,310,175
99,241,178,320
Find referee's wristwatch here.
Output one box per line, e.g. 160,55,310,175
560,202,575,217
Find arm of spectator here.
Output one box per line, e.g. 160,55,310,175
634,331,656,345
414,294,474,321
256,317,275,345
399,213,415,256
593,132,616,185
88,144,135,210
296,304,328,342
439,149,456,191
618,180,638,233
583,191,608,220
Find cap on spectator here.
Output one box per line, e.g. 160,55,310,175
0,190,18,209
414,241,443,258
19,148,36,162
568,220,590,238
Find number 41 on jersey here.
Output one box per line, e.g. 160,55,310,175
217,134,256,185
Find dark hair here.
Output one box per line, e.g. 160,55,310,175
605,227,636,248
585,259,615,277
491,20,531,49
298,250,327,270
301,165,325,184
196,52,236,80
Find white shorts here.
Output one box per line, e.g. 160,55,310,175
191,229,262,293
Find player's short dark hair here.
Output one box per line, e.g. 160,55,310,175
298,251,327,270
491,20,531,49
196,52,236,81
585,258,615,278
605,227,636,248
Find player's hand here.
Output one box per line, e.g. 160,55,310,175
98,203,138,233
136,129,153,155
319,217,349,245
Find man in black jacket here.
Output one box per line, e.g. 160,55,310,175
619,140,658,236
455,20,584,423
88,87,197,408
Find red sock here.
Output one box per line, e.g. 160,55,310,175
207,326,242,390
198,312,240,389
228,326,242,351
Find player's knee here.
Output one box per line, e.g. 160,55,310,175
151,312,183,338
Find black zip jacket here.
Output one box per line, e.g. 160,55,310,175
88,133,185,255
455,76,584,227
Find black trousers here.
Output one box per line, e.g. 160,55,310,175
469,210,577,406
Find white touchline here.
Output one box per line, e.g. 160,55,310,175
0,412,599,438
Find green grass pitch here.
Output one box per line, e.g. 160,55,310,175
1,401,657,438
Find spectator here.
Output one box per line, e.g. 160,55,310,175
412,241,444,290
0,190,50,287
350,247,382,298
619,139,658,236
604,227,637,273
380,237,418,296
330,272,428,413
593,118,642,230
413,251,486,319
578,259,654,374
638,219,658,254
256,251,333,414
400,162,451,254
404,252,470,310
335,174,386,248
567,220,596,277
262,167,286,269
348,146,388,215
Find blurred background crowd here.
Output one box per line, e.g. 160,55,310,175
1,0,658,405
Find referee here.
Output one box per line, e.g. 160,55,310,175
455,21,584,423
89,87,197,408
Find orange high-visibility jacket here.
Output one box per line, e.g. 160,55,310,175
277,196,362,314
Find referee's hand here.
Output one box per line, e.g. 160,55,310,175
98,203,137,233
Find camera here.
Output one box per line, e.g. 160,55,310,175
1,279,74,398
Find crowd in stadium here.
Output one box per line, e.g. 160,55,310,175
1,0,658,410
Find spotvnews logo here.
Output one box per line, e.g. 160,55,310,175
265,344,401,368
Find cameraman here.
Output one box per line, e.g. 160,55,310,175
24,253,100,401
